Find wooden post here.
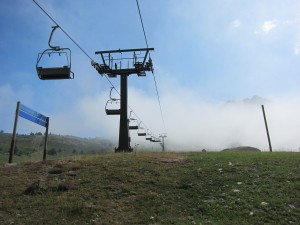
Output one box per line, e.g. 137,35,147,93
43,117,49,161
261,105,272,152
9,101,20,163
159,134,167,152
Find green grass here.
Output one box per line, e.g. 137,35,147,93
0,152,299,224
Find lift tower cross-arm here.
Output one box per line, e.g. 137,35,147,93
94,48,154,77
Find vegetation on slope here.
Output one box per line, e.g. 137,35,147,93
222,146,261,152
0,152,299,224
0,132,114,164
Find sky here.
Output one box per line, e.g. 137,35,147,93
1,0,300,151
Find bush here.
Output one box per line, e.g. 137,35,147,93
47,148,57,155
23,181,45,195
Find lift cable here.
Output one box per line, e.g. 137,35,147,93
135,0,167,133
32,0,160,138
33,0,93,61
152,71,167,133
135,0,149,48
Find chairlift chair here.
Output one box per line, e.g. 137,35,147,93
105,87,120,115
128,111,139,130
137,123,146,136
154,138,162,143
138,131,146,136
105,100,121,115
134,62,146,76
129,119,139,130
149,136,160,142
145,130,152,140
36,25,74,80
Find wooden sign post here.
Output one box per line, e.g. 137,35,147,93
9,101,49,163
9,102,21,163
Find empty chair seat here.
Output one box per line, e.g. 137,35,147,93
129,125,139,130
37,66,74,80
106,109,121,115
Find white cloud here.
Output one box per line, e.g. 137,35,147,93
162,91,300,151
3,78,300,152
49,92,118,138
294,44,300,55
231,19,241,28
260,20,278,33
283,18,300,26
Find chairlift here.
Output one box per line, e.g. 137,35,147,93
36,25,74,80
150,136,156,142
137,122,146,136
146,57,154,73
155,138,162,143
129,111,139,130
133,51,146,76
150,136,161,143
146,136,152,141
105,87,120,115
145,130,152,140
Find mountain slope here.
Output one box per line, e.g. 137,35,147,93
0,132,114,161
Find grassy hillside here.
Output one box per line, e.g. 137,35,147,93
0,152,299,224
0,133,114,164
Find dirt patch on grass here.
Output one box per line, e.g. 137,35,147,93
154,157,186,163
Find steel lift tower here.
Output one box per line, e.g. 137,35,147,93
92,48,154,152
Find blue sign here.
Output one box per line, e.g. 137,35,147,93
19,104,48,127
